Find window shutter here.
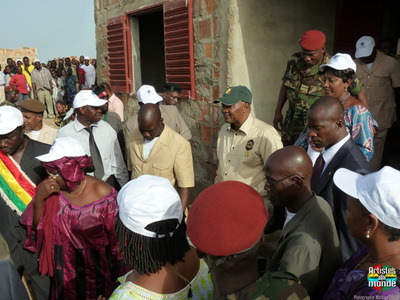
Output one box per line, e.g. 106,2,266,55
163,0,195,99
107,15,132,93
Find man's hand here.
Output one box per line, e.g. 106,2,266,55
273,110,283,131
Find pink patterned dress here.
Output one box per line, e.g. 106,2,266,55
22,188,129,299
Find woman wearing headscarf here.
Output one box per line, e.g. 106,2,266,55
324,166,400,298
296,53,377,162
21,137,129,299
109,175,213,299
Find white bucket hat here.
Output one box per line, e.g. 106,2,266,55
36,137,86,162
137,85,163,104
117,175,183,238
333,166,400,229
320,53,356,72
0,106,23,135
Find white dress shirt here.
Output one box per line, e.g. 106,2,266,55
57,118,128,187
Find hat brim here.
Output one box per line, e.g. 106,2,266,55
74,98,108,109
333,168,363,199
36,151,85,162
355,47,373,59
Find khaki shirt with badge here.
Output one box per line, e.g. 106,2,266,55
215,114,283,196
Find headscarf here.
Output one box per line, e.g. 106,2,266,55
41,156,93,191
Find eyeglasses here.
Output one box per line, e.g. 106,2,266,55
264,174,305,189
46,169,60,180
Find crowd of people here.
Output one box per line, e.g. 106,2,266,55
0,29,400,300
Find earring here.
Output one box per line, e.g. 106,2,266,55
366,229,371,239
345,87,348,92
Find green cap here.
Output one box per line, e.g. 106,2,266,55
215,86,252,105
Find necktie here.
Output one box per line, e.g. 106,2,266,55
84,127,104,180
311,153,325,190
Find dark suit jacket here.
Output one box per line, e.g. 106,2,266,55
313,138,371,261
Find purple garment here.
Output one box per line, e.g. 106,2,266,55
324,246,400,299
22,188,129,299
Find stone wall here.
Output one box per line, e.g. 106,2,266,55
0,46,37,67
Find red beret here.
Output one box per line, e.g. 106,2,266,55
5,86,19,93
187,181,268,256
299,30,326,51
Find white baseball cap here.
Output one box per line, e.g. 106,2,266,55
334,167,400,229
117,175,183,238
320,53,356,72
16,59,22,63
73,90,107,109
34,59,40,63
84,56,90,60
355,36,375,58
36,137,86,162
0,106,23,135
137,85,163,104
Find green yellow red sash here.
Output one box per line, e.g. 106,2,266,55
0,150,36,215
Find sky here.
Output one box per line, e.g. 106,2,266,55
1,0,96,62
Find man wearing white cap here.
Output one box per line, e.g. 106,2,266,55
80,56,96,89
31,59,54,118
0,106,50,299
125,84,192,141
354,36,400,171
57,90,128,189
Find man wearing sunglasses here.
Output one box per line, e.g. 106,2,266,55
264,146,341,299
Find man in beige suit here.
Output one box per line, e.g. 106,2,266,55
127,104,194,209
354,36,400,170
20,100,57,145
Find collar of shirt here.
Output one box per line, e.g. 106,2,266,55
74,118,99,132
321,134,351,172
227,113,254,135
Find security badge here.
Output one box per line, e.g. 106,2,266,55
244,139,254,157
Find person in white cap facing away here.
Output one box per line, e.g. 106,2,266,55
80,56,96,89
354,36,400,171
57,90,128,189
109,175,212,299
125,84,192,143
127,103,194,209
324,166,400,299
21,137,129,300
295,53,377,164
0,106,50,300
31,59,55,118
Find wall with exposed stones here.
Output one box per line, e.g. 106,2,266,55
0,46,37,67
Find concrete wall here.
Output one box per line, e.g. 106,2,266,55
229,0,336,123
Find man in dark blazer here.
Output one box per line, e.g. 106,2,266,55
0,106,50,300
307,96,371,261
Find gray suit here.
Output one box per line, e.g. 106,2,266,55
313,138,371,261
268,194,342,298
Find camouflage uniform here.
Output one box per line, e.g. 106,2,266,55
220,271,310,300
281,52,362,145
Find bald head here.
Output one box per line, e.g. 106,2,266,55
138,103,161,123
266,146,313,182
308,95,344,122
307,96,347,149
137,104,164,140
264,146,313,211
